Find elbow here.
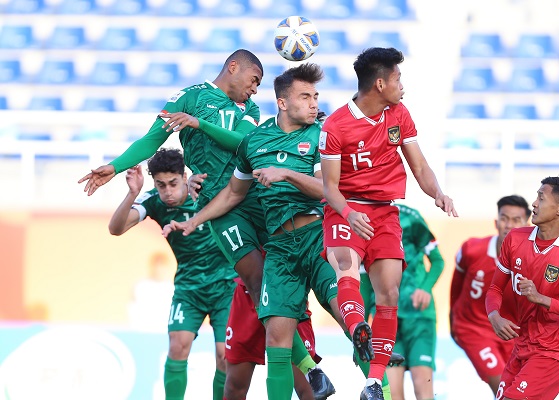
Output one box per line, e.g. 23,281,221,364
108,225,124,236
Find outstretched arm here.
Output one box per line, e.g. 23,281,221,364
401,142,458,217
108,166,144,235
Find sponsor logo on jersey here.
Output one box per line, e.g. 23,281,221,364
256,148,267,153
517,380,528,393
419,355,432,362
206,104,217,109
298,142,311,156
329,282,337,289
236,102,246,112
545,264,559,282
358,140,365,150
167,90,186,103
388,126,401,143
318,131,327,150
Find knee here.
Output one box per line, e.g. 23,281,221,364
376,285,399,306
168,334,191,359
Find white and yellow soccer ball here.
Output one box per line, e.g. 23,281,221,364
274,16,320,61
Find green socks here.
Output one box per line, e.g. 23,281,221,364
266,346,294,400
291,330,316,374
213,368,226,400
164,357,187,400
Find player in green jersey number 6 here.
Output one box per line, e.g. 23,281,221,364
108,148,236,400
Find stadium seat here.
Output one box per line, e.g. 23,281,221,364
252,0,301,17
318,30,353,54
71,129,109,141
36,60,76,84
500,104,538,120
504,65,547,92
512,34,557,58
154,0,197,16
4,0,44,13
0,96,8,109
194,63,224,82
449,103,488,119
0,60,21,83
361,0,415,20
138,63,179,86
367,31,408,54
17,132,52,141
310,0,356,18
320,65,346,89
453,67,497,92
56,0,97,14
87,62,128,85
461,33,505,57
0,25,34,49
198,0,250,17
149,28,192,51
81,98,116,112
258,101,278,118
134,98,166,112
97,27,138,51
201,28,242,52
105,0,147,15
260,64,286,88
27,97,63,111
444,133,481,149
552,105,559,120
47,26,87,49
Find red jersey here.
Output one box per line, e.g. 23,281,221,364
319,100,417,201
451,235,517,331
489,226,559,360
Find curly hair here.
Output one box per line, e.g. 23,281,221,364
147,148,185,176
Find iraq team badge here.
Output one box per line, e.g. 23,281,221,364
235,102,246,112
298,142,311,156
388,126,401,144
545,264,559,282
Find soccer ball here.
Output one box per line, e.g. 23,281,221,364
274,16,320,61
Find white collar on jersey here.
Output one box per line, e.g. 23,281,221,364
487,235,498,259
205,79,218,88
528,226,559,253
348,97,389,125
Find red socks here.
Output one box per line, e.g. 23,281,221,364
337,276,365,335
369,305,398,379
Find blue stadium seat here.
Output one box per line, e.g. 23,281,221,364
27,97,63,111
138,63,179,86
320,65,348,89
449,103,488,119
81,98,115,112
0,97,8,109
195,63,224,82
134,98,166,112
258,101,278,118
461,33,505,57
260,64,286,88
444,133,481,149
367,31,408,53
552,105,559,120
149,28,192,51
504,66,547,92
453,67,497,92
310,0,356,18
47,26,86,49
4,0,44,13
97,27,138,51
512,34,557,58
88,62,128,85
36,60,76,84
198,0,250,17
201,28,242,52
71,129,109,141
318,30,353,54
57,0,97,13
362,0,415,19
0,60,21,83
17,132,52,141
155,0,197,16
0,25,34,49
501,104,538,120
105,0,147,15
253,0,301,17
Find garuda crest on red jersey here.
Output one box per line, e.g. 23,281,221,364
388,126,400,144
545,264,559,282
298,142,311,156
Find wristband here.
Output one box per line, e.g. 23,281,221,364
341,205,355,220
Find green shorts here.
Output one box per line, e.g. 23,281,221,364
391,317,436,370
258,220,333,321
209,189,268,266
168,279,236,342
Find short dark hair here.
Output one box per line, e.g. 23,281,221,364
147,148,185,176
541,176,559,199
273,63,324,99
354,47,404,91
224,49,263,76
497,195,531,220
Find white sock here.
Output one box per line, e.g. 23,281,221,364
365,377,382,387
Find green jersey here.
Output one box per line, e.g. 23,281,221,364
235,117,323,235
133,188,236,290
110,80,260,208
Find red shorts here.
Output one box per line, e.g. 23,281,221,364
499,350,559,400
225,280,320,365
322,203,404,272
453,326,513,382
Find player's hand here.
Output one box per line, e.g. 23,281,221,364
347,211,374,240
78,164,116,196
253,167,288,188
125,165,144,195
162,220,197,238
188,173,207,201
411,289,431,311
518,277,541,304
159,112,200,132
435,194,458,217
488,311,520,341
